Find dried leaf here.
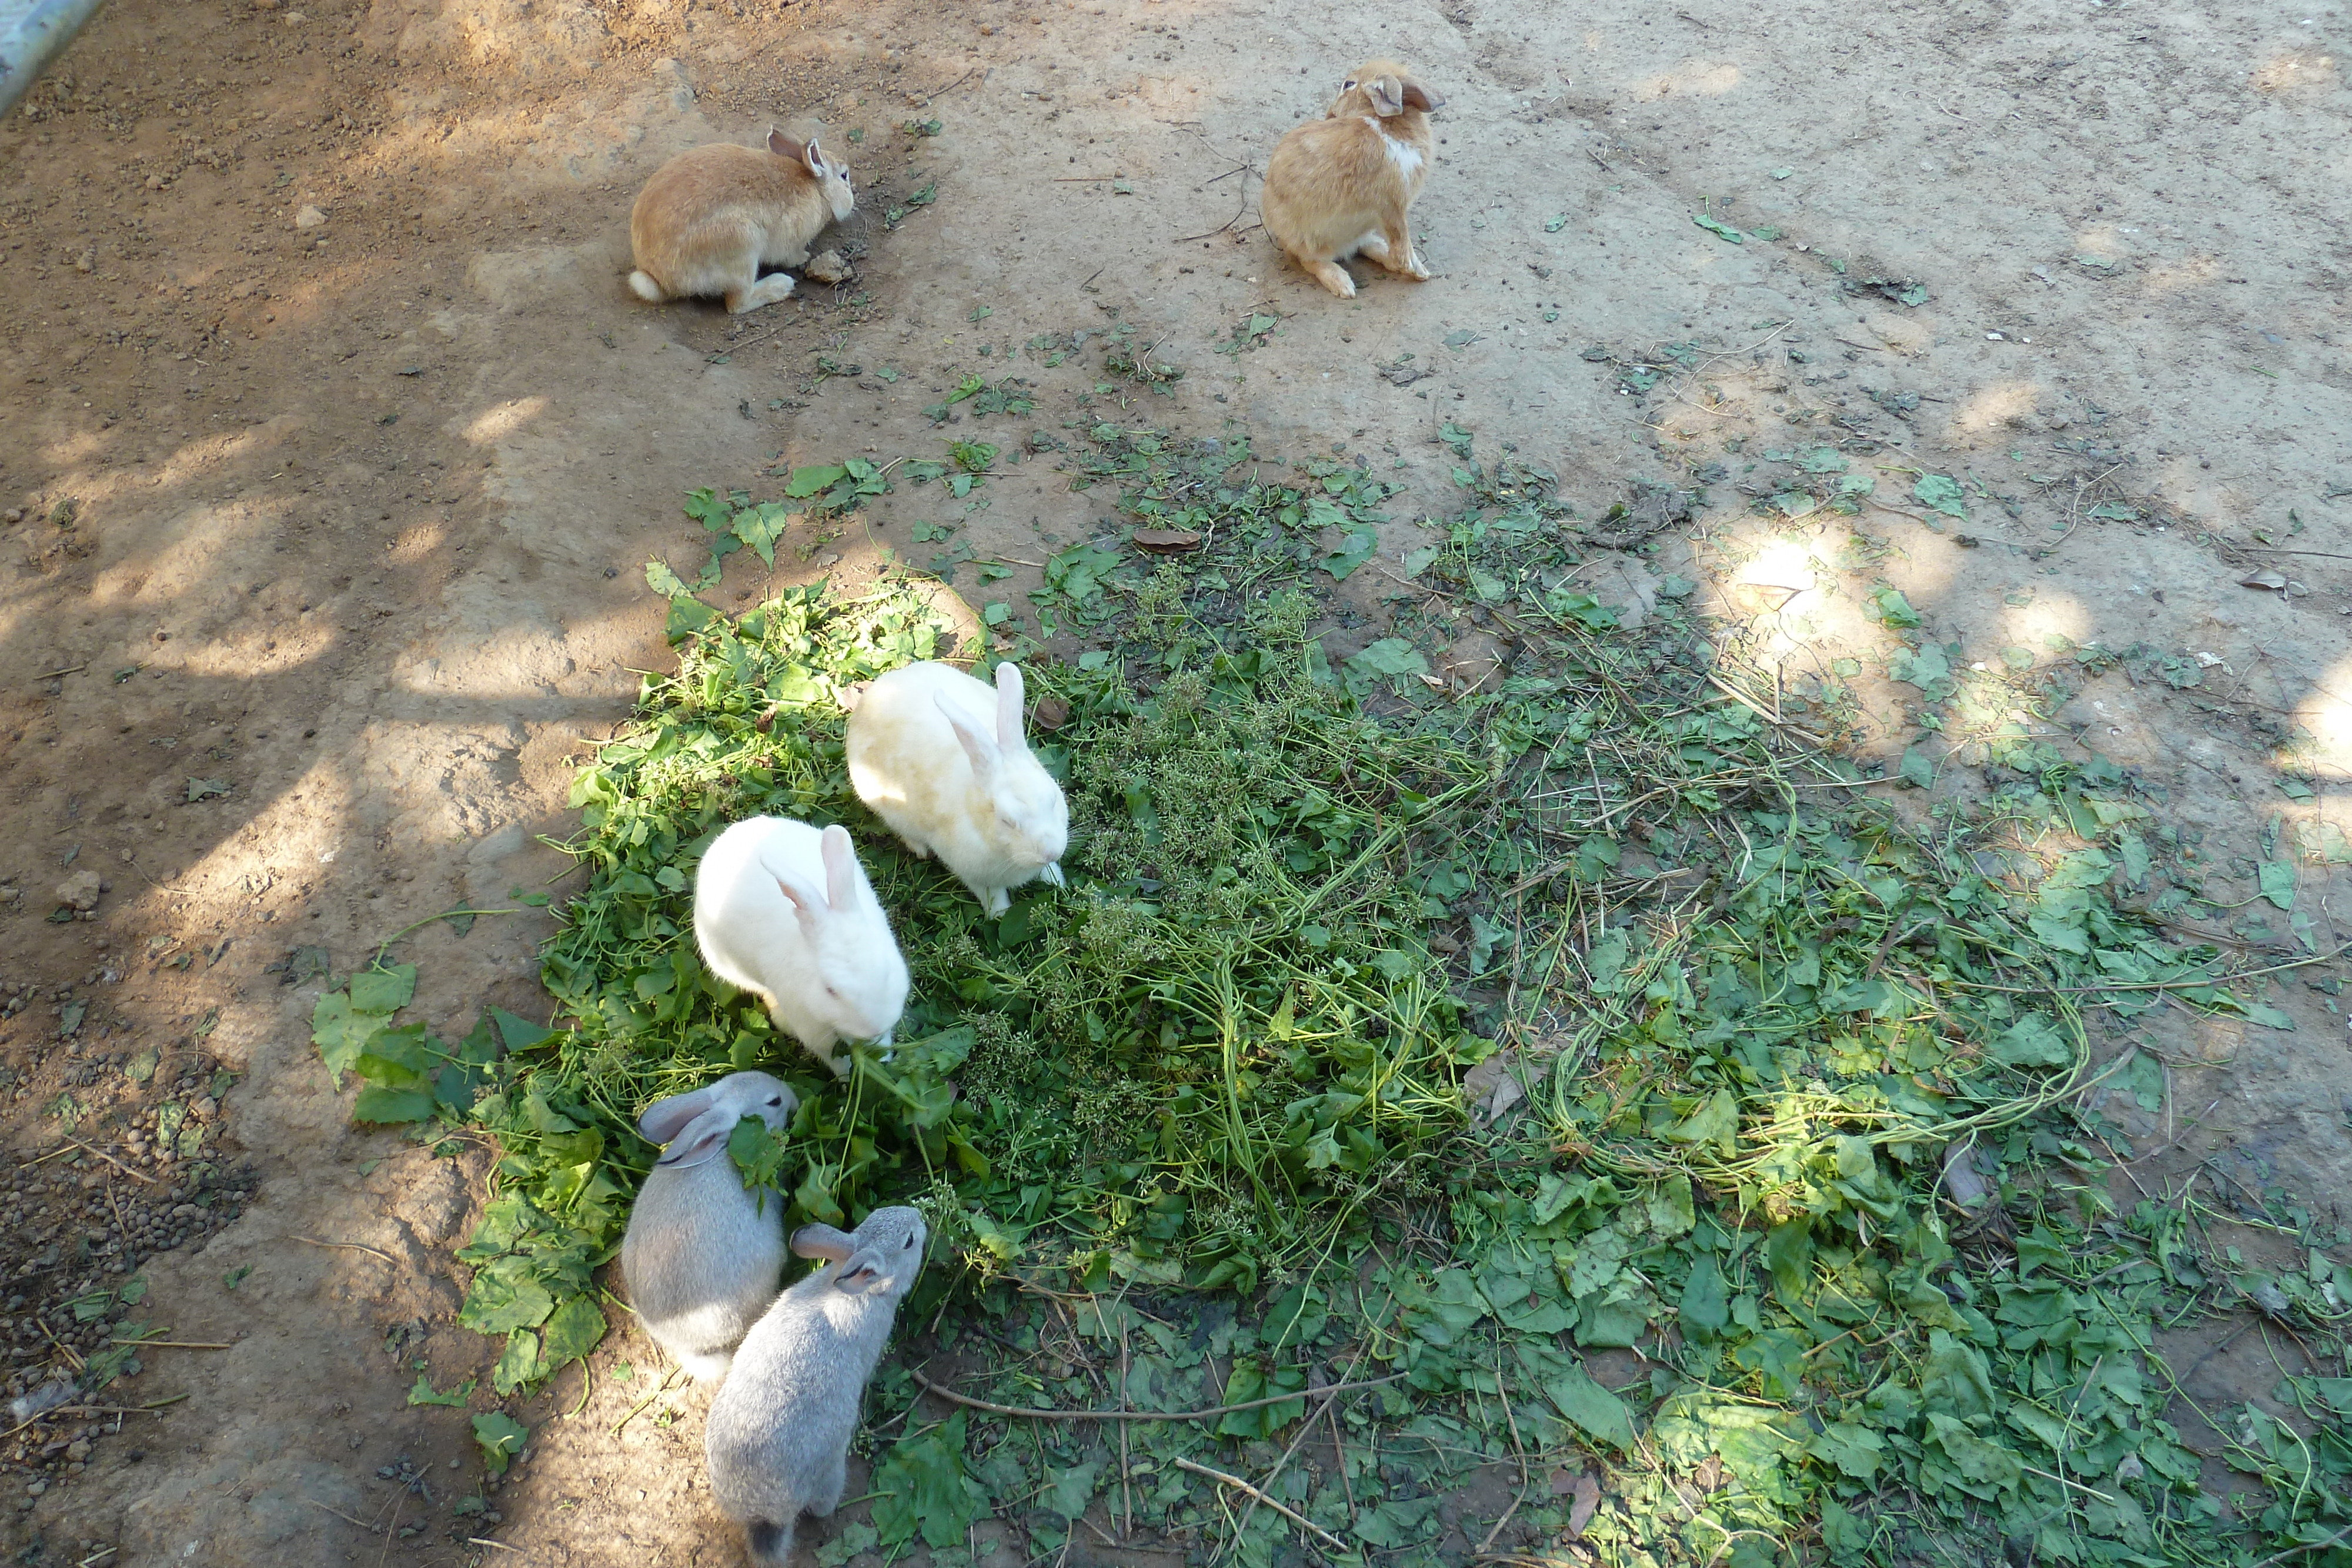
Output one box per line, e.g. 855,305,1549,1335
1132,527,1202,553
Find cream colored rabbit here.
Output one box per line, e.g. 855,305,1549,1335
1259,61,1446,299
627,128,853,313
846,661,1068,916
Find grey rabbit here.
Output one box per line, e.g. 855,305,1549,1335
618,1071,799,1382
704,1205,928,1566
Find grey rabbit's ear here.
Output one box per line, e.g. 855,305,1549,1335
1365,76,1408,117
639,1085,716,1145
791,1223,856,1262
1400,79,1444,113
833,1248,890,1296
656,1104,738,1169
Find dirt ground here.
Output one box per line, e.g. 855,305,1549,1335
1,0,2347,1561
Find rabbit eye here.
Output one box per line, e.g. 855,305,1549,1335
1343,78,1357,89
767,1095,784,1107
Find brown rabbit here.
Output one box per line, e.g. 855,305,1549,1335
627,128,854,313
1259,62,1446,299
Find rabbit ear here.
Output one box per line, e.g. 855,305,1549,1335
820,825,858,911
791,1223,856,1262
638,1085,717,1145
1400,80,1444,112
936,691,1001,781
656,1103,739,1168
993,662,1027,751
801,136,827,176
1365,76,1408,116
833,1247,890,1296
773,871,829,935
767,125,804,160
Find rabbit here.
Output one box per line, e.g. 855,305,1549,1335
694,818,910,1079
626,126,854,314
1259,61,1447,299
619,1072,800,1382
846,660,1069,916
705,1206,929,1568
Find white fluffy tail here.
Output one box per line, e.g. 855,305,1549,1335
627,269,665,302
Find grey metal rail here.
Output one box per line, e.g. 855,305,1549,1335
1,0,109,124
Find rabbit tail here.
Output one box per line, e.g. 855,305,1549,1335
627,269,666,302
746,1515,796,1567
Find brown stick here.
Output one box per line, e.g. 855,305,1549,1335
1171,1457,1347,1552
51,1139,156,1183
909,1366,1401,1422
111,1340,235,1350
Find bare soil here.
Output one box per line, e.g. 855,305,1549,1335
1,0,2346,1562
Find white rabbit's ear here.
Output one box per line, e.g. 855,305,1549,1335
993,661,1027,751
773,871,829,933
639,1085,716,1145
936,691,1001,781
801,136,827,177
767,126,804,160
1365,76,1408,117
820,825,858,911
791,1223,856,1261
1401,79,1444,112
833,1248,890,1296
656,1103,738,1168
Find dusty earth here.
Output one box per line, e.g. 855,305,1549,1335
1,0,2348,1562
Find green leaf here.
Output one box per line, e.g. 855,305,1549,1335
1692,213,1745,243
872,1410,987,1547
1869,586,1922,628
1810,1421,1885,1480
352,1084,435,1124
458,1269,556,1336
348,964,417,1015
2259,859,2296,910
1913,474,1967,518
408,1374,475,1408
1663,1088,1738,1156
472,1412,528,1475
539,1294,607,1372
1044,1459,1104,1517
1347,638,1429,683
784,464,850,499
1544,213,1568,233
1543,1363,1636,1449
185,776,231,803
1318,527,1379,581
492,1330,543,1396
1679,1255,1729,1340
311,993,387,1089
1897,746,1937,790
1989,1013,2070,1069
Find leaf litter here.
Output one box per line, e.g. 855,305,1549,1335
310,409,2352,1564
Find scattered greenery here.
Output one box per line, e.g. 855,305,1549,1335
313,413,2351,1564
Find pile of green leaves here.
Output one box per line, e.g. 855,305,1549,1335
315,415,2352,1565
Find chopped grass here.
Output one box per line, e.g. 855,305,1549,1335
318,419,2352,1564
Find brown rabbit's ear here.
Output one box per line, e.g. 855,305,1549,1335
1401,80,1445,113
1365,76,1408,117
767,125,806,160
791,1223,856,1262
801,136,828,176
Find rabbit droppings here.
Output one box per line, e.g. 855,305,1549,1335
846,660,1069,916
706,1207,928,1567
693,818,910,1079
619,1072,799,1382
627,127,854,314
1259,61,1446,299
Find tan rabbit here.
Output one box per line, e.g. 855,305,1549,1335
626,128,854,314
1259,61,1446,299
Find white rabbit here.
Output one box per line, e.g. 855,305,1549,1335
618,1072,799,1382
694,818,909,1079
846,661,1069,915
706,1206,928,1567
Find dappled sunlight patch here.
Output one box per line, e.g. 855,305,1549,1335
1950,378,2042,436
1632,61,1743,100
